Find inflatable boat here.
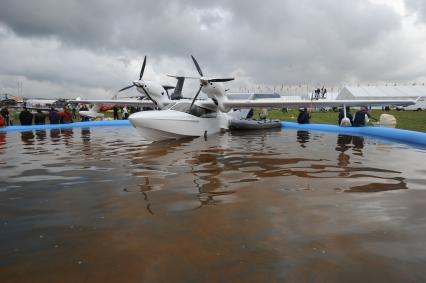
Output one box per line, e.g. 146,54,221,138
229,119,282,130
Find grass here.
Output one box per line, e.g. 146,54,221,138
261,109,426,132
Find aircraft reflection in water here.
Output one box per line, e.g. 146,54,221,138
114,129,408,214
10,127,410,216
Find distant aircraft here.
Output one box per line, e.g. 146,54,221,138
72,56,415,141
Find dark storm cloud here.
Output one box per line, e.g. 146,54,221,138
0,0,424,99
0,0,220,56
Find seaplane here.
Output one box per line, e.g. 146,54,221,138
71,56,415,141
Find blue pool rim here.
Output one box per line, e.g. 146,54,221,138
282,121,426,148
0,120,131,132
1,120,425,148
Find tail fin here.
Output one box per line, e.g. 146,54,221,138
171,77,185,100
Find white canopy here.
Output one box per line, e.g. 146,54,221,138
337,86,426,100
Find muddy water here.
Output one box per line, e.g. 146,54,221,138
0,127,425,282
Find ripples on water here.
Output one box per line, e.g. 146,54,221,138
1,127,426,282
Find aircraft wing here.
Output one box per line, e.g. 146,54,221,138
222,99,415,109
68,99,156,107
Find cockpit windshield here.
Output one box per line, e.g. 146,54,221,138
170,102,216,118
163,102,176,110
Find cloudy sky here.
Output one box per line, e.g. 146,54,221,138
0,0,426,99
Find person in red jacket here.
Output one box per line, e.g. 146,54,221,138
0,113,6,127
60,107,73,124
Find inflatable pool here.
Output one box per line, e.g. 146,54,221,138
1,120,425,147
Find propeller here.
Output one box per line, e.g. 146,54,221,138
118,56,147,92
118,56,157,105
189,55,235,109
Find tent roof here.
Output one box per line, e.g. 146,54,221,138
337,86,426,100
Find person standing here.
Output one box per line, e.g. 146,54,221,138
0,113,6,127
113,106,119,120
322,87,327,99
1,106,10,126
79,105,90,121
19,107,33,125
353,107,377,127
34,109,46,125
49,108,60,124
60,107,73,124
297,108,311,124
72,105,77,119
122,106,128,120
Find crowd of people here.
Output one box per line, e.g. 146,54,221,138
312,87,327,100
1,106,79,127
17,107,74,125
297,106,377,126
0,104,142,128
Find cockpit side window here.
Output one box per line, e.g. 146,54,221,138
170,102,216,118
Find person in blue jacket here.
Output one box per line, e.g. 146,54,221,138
297,108,311,124
353,107,377,127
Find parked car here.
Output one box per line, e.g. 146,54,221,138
396,97,426,111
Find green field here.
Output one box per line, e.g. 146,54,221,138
262,109,426,132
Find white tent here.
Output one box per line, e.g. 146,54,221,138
337,86,426,100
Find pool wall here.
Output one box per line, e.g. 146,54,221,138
0,120,131,132
282,122,426,147
1,120,425,147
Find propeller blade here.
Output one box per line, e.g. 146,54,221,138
190,85,203,109
191,55,203,77
118,85,135,92
139,56,147,80
164,88,171,100
209,78,235,83
140,85,157,106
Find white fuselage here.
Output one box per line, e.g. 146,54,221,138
128,81,231,141
129,108,225,141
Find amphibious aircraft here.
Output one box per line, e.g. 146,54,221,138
71,56,415,141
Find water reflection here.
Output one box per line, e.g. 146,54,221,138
297,130,310,148
80,128,91,156
20,131,35,146
81,128,91,143
352,136,364,157
0,132,5,154
61,128,74,146
346,177,408,192
336,135,353,167
335,134,365,166
50,128,61,142
1,127,425,282
35,130,47,142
